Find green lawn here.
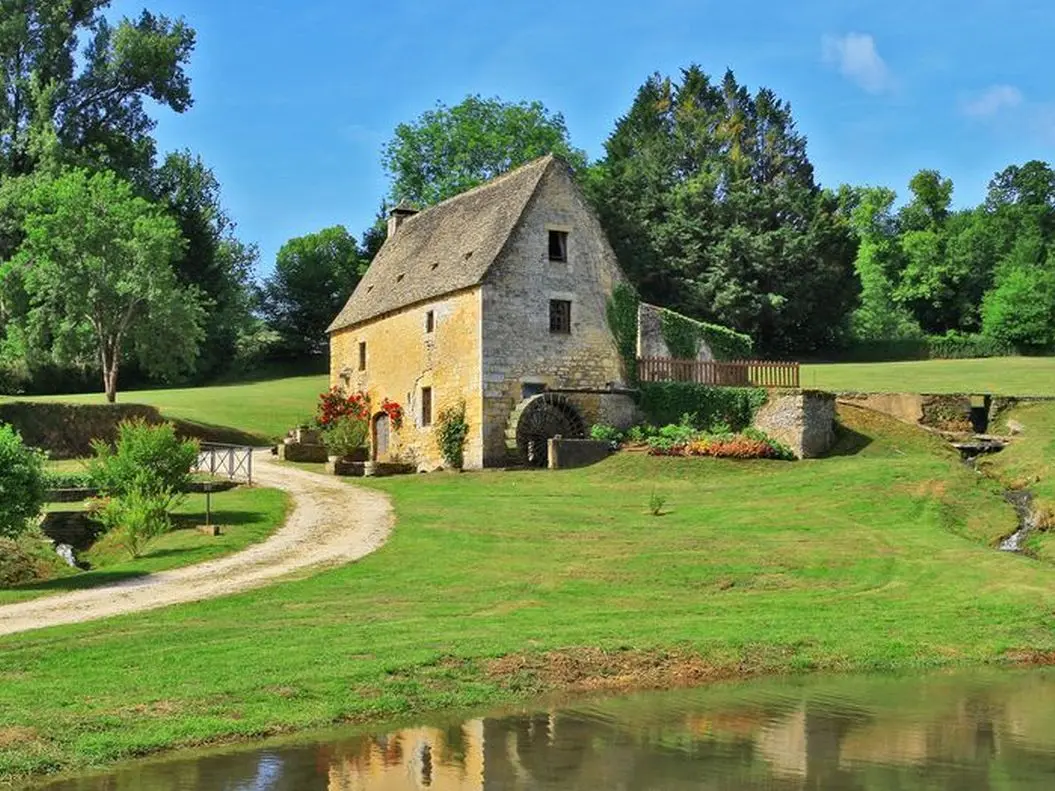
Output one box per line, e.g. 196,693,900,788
1,374,329,443
0,486,290,606
802,356,1055,395
3,407,1054,784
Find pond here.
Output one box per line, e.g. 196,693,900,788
39,667,1055,790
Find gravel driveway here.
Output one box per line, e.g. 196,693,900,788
0,452,392,636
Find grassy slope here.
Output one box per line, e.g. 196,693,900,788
2,407,1054,782
802,357,1055,395
0,487,290,605
984,401,1055,561
1,375,329,443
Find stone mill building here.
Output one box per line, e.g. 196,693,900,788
327,155,638,470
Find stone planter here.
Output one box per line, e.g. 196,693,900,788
293,427,321,444
326,456,366,476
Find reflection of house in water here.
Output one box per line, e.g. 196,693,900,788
327,721,485,790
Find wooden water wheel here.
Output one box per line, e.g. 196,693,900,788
506,393,586,467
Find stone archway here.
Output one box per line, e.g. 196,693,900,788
505,393,587,467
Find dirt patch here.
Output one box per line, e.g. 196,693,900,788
0,726,39,748
0,453,393,636
1005,649,1055,666
486,646,785,695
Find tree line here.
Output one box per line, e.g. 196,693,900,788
1,3,1050,401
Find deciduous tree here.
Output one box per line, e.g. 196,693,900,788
383,95,587,206
11,169,203,401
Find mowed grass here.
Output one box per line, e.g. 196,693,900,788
802,356,1055,395
0,374,329,443
3,407,1055,783
0,486,290,606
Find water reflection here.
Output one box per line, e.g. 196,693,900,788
40,669,1055,790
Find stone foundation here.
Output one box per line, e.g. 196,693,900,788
753,390,836,459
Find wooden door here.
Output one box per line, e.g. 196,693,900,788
373,413,390,461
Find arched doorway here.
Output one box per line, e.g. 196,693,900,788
373,412,390,461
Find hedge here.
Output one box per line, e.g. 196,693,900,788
831,334,1019,363
638,382,769,430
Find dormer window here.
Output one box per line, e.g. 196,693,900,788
548,230,568,262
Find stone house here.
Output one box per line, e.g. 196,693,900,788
328,155,637,470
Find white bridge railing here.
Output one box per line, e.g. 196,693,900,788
193,443,254,484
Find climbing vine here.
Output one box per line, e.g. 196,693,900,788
658,308,754,361
606,282,641,385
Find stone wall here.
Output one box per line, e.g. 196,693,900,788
753,390,836,459
636,302,714,361
548,438,611,469
330,288,484,470
479,164,629,465
560,391,641,431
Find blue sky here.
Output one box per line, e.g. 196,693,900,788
110,0,1054,277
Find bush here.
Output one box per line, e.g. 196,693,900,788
0,423,47,539
87,419,198,508
589,424,624,444
0,529,69,586
638,383,768,431
89,489,173,559
43,470,94,489
435,401,470,470
321,415,369,458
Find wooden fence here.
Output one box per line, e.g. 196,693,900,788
637,357,800,388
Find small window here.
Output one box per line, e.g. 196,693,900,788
357,341,366,371
548,230,568,262
421,387,433,427
425,310,435,333
549,300,571,334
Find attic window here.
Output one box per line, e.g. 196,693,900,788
358,341,366,371
548,230,568,262
425,310,435,333
396,273,405,282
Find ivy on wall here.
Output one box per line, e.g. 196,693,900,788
606,282,641,385
638,382,769,430
658,308,754,361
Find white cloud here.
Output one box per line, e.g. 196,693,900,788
822,33,893,94
961,85,1024,118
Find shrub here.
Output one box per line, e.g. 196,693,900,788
0,529,70,585
321,415,369,458
639,383,768,431
90,489,173,559
0,423,47,539
648,489,667,516
435,401,470,470
590,424,624,444
43,470,94,490
87,419,198,509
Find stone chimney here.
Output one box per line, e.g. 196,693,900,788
387,201,419,238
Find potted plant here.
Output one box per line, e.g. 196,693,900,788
321,415,369,471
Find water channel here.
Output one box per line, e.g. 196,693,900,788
37,667,1055,790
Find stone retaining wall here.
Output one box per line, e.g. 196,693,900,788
753,390,836,459
548,438,611,469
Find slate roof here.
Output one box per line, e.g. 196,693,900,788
328,155,557,332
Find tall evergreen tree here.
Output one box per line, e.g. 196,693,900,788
588,66,858,354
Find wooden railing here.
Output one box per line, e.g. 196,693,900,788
637,357,800,388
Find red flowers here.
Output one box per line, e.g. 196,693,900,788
316,387,370,427
380,398,404,430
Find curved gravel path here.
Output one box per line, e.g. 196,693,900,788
0,452,393,637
